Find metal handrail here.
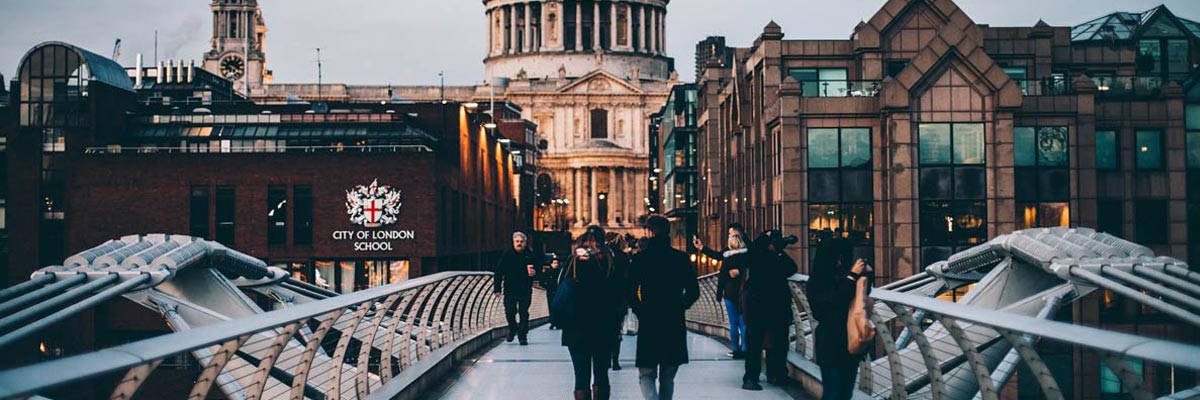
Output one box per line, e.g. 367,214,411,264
0,271,545,399
83,144,434,154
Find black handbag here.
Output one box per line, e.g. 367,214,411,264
550,259,578,329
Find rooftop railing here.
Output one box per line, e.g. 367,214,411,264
83,144,434,154
800,80,881,98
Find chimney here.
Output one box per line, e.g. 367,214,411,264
187,60,195,83
134,53,143,88
175,60,184,84
156,60,163,84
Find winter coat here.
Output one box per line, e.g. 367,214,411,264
740,249,798,327
806,260,862,367
701,247,749,302
493,248,540,294
630,238,700,367
560,251,624,352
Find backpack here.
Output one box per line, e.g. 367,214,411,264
846,276,876,355
550,258,579,329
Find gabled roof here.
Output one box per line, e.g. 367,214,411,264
1071,5,1200,42
556,70,644,95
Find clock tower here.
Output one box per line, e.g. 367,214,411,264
203,0,271,94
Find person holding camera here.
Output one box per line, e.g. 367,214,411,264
494,231,541,345
561,226,623,400
740,230,799,391
807,237,872,400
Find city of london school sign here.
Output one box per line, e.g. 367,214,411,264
334,179,416,251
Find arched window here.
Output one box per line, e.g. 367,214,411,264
590,109,608,139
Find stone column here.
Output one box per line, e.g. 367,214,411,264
574,168,584,227
649,8,657,54
575,3,583,51
486,9,494,57
590,167,598,226
624,4,633,50
610,2,618,51
621,168,630,225
554,2,565,51
524,3,533,52
658,10,665,54
593,1,601,51
509,5,518,54
608,167,617,226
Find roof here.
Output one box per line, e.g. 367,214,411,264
18,42,134,93
580,139,626,150
130,123,437,143
1071,5,1200,42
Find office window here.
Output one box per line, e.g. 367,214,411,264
1135,130,1163,169
590,109,608,139
1096,130,1118,170
189,186,210,238
1096,200,1124,238
294,185,313,246
1188,132,1200,170
1015,126,1070,227
807,128,873,259
1134,200,1168,244
1002,67,1027,94
267,185,287,246
1014,126,1067,167
919,123,987,264
1100,359,1144,396
215,186,235,245
788,68,849,97
1138,40,1163,75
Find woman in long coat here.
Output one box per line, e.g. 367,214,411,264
806,237,870,400
562,226,624,400
630,215,700,400
740,230,799,390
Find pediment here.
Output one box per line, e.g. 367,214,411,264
557,70,643,95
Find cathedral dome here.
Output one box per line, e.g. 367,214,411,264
483,0,671,82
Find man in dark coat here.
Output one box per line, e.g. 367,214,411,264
494,231,540,345
741,230,799,390
630,215,700,400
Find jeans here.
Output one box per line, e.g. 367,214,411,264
819,365,859,400
568,346,611,390
504,290,531,339
724,299,746,351
638,365,679,400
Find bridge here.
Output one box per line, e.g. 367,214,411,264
0,228,1196,399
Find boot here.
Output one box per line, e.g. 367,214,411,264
592,384,610,400
573,390,591,400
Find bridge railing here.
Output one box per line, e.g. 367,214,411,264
0,271,548,400
686,273,1200,400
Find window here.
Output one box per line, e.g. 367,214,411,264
1138,38,1191,81
919,123,987,265
1002,67,1027,94
1134,200,1168,244
1096,130,1118,170
1135,130,1163,169
1097,199,1124,238
1015,126,1070,228
215,186,235,245
294,185,313,246
886,60,909,78
1100,358,1144,397
590,109,608,139
189,186,210,238
1138,40,1162,75
788,68,849,97
807,128,873,259
267,185,287,246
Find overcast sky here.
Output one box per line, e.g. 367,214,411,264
2,0,1199,86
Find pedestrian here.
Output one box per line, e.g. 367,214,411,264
540,255,562,330
606,232,633,370
740,230,799,391
493,231,540,345
806,237,872,400
562,226,623,400
693,223,750,359
630,215,700,400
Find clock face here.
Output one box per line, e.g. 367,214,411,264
220,56,245,80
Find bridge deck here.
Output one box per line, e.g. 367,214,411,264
422,326,803,399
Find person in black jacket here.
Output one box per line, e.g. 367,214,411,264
605,232,633,370
631,215,700,400
741,230,799,391
562,226,624,400
539,255,562,329
693,223,749,359
806,237,871,400
493,231,540,345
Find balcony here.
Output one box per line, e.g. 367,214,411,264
800,80,881,98
1093,76,1165,98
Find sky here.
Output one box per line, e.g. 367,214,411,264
2,0,1199,86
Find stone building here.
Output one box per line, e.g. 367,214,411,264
238,0,679,236
694,0,1200,285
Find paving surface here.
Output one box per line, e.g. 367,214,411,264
422,326,804,399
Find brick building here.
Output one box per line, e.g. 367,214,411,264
695,0,1200,282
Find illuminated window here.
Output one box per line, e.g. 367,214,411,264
1015,126,1070,228
919,123,986,265
1135,130,1163,169
808,127,872,260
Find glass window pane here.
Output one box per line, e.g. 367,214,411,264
808,128,839,168
818,69,848,81
1187,132,1200,169
1135,130,1163,169
953,123,985,164
1137,40,1162,74
840,128,871,168
1037,127,1068,167
788,68,817,82
1014,127,1036,167
1188,105,1200,131
919,123,952,164
808,204,841,242
1096,131,1118,170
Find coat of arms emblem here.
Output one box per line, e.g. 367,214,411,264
345,179,402,228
